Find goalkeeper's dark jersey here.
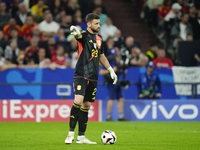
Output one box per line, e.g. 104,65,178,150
74,30,104,82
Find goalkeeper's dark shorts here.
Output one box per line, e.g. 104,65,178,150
73,78,97,102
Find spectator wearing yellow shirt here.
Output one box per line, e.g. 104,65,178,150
31,0,48,23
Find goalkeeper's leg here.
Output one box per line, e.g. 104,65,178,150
65,95,84,144
77,101,97,144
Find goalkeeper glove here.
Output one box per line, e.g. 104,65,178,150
107,66,118,84
70,25,81,38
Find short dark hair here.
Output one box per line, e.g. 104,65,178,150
85,13,100,23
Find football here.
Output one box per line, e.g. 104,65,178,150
101,130,117,144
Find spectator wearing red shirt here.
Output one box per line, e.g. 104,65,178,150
21,16,37,39
153,48,173,68
51,45,66,68
24,37,39,61
3,18,22,40
159,0,172,21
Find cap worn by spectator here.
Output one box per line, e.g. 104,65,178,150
147,61,155,68
172,3,182,10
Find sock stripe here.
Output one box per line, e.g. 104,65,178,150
73,103,81,108
80,108,89,112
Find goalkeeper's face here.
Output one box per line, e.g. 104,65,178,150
88,19,100,33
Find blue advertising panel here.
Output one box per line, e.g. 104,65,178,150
101,100,200,121
0,68,199,99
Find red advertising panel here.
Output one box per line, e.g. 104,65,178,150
0,100,101,122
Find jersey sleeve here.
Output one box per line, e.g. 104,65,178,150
76,30,87,43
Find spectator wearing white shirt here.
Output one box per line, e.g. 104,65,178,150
171,13,193,44
99,17,117,41
39,13,60,38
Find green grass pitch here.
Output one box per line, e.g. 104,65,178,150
0,122,200,150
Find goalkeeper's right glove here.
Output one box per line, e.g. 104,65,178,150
70,25,81,38
107,66,118,84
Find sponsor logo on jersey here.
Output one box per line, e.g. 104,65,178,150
89,40,93,43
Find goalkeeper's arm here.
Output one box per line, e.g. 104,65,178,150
70,25,82,39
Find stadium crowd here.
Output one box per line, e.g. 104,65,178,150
0,0,199,72
138,0,200,65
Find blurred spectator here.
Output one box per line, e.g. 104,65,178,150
146,43,159,61
147,0,164,28
188,4,200,40
164,3,182,40
140,53,149,67
171,13,193,45
177,0,188,13
0,2,10,29
159,0,172,21
138,61,162,99
153,48,173,68
99,46,128,121
32,48,51,68
26,25,46,41
10,0,21,17
21,16,37,40
65,0,80,16
100,17,117,42
64,57,72,68
60,15,72,36
73,9,86,27
50,0,64,17
105,37,119,60
0,31,4,41
24,37,39,61
51,45,66,68
67,38,77,57
124,36,135,51
129,47,141,66
31,0,48,23
47,36,58,58
92,6,107,26
4,40,19,63
89,0,107,14
16,50,25,65
113,29,124,49
55,9,66,23
42,8,51,20
39,13,60,38
54,28,67,41
3,18,22,40
0,48,5,66
9,28,23,41
15,3,31,26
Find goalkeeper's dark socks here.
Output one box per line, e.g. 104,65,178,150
69,103,81,131
78,108,89,135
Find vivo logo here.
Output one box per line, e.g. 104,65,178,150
130,101,198,119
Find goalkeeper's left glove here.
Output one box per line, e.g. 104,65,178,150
70,25,81,38
107,66,118,84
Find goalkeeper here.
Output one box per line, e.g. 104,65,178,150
65,13,117,144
